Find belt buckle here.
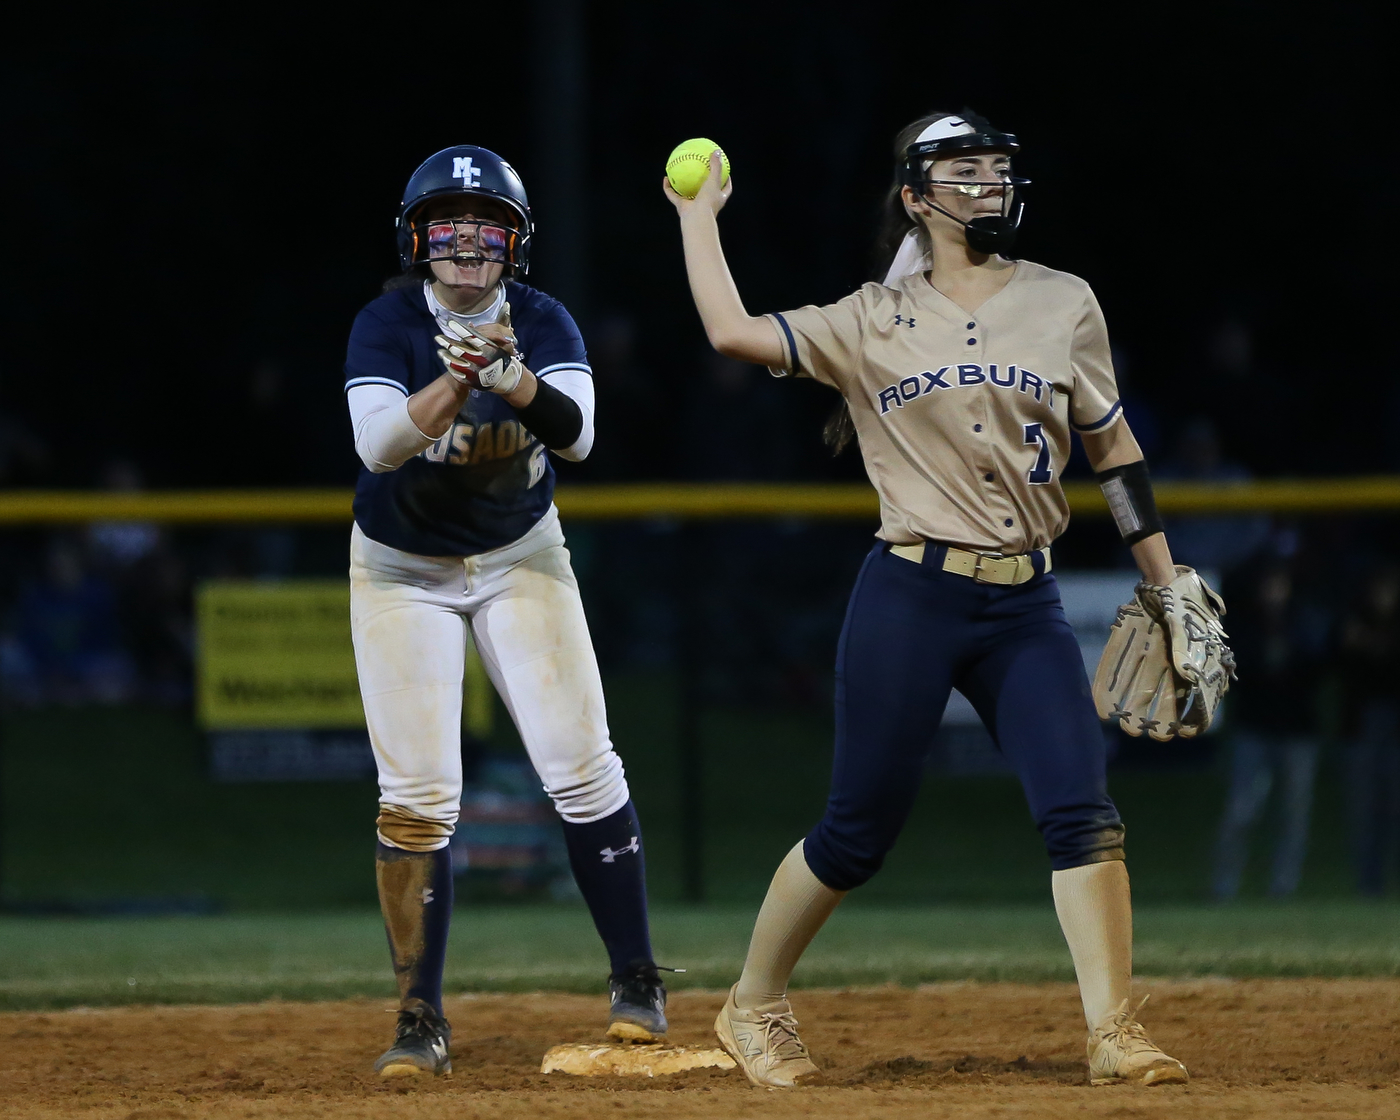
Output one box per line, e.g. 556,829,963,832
972,553,1003,585
973,552,1021,585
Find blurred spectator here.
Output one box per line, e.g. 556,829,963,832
1157,418,1269,576
0,412,51,486
1212,561,1331,899
1,538,135,705
582,315,652,480
231,358,309,486
117,546,193,706
683,350,796,480
81,459,193,704
1338,564,1400,896
1207,316,1253,379
87,458,161,567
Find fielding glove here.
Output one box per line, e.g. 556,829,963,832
1093,566,1235,740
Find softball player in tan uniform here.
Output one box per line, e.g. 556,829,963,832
666,110,1191,1088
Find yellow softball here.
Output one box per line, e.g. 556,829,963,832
665,138,730,199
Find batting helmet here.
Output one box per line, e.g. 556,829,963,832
902,110,1027,256
396,145,533,274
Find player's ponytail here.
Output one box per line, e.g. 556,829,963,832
873,109,958,281
822,404,857,455
823,110,960,456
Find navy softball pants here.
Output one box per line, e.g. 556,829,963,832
804,542,1125,891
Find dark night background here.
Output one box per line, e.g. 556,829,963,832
0,5,1399,910
1,4,1391,490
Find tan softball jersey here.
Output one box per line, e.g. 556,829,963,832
768,260,1122,554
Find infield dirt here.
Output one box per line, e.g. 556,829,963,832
2,980,1396,1119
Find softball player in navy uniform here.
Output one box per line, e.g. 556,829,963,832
346,146,666,1077
667,112,1210,1088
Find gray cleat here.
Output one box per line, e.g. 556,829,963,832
375,999,452,1078
606,961,669,1043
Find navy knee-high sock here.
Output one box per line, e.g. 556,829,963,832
560,800,654,974
375,842,454,1014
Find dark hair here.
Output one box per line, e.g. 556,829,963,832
383,262,434,294
823,109,959,455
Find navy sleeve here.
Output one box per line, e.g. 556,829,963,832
345,305,412,394
520,293,591,380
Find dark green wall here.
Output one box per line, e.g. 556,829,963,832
0,675,1365,910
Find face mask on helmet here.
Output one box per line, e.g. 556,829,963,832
903,112,1030,255
418,218,521,268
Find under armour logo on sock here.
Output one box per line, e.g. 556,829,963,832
599,836,640,863
420,887,435,905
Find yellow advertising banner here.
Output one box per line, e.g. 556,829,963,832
196,580,364,729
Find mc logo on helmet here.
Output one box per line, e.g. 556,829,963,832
452,157,482,187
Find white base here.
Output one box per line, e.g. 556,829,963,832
541,1043,737,1077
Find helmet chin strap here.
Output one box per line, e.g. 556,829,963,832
920,197,1021,256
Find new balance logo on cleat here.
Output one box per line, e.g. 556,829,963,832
732,1029,763,1059
600,836,640,863
1087,997,1188,1086
714,985,820,1088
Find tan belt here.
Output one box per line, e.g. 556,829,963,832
889,542,1051,585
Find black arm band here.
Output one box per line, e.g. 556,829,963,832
513,378,584,450
1096,459,1165,545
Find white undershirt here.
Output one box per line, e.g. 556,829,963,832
347,282,595,472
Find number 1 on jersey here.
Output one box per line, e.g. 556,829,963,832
1022,422,1053,485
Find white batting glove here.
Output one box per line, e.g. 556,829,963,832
434,311,523,394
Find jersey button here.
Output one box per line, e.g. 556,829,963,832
984,472,994,482
1004,518,1013,527
973,424,983,432
966,322,976,330
966,338,977,345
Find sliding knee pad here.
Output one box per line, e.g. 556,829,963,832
377,803,455,852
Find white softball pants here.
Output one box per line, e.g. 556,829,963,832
349,507,629,841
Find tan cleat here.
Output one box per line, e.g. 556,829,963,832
1087,996,1189,1086
714,984,820,1088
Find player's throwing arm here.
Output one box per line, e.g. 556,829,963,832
666,113,1231,1090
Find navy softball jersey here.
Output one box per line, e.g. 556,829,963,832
344,280,590,556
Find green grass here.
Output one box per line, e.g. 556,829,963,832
1,902,1395,1011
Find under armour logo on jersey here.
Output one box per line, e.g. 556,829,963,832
452,156,482,187
600,836,640,863
420,886,435,905
894,314,916,328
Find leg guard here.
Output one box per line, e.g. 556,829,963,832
376,841,454,1013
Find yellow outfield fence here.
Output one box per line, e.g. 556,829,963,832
0,476,1399,525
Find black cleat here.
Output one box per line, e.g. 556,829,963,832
606,960,669,1043
374,999,452,1077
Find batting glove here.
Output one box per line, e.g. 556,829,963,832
435,315,524,394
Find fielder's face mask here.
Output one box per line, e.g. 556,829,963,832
903,113,1029,255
